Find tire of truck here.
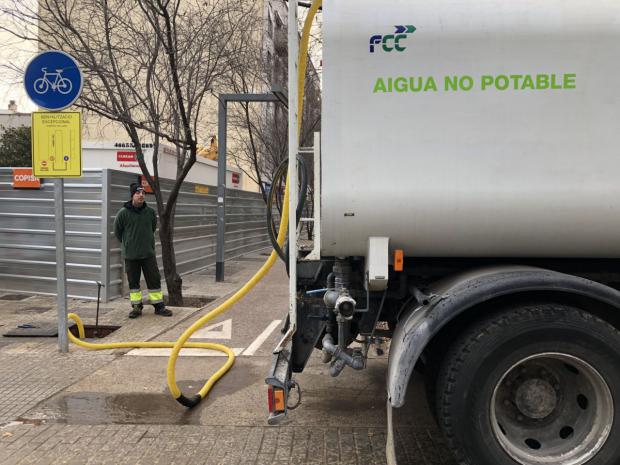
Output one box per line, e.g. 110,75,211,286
435,303,620,465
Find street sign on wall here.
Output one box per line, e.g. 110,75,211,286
31,112,82,178
117,151,137,162
24,51,83,111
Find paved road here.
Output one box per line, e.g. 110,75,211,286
0,256,454,465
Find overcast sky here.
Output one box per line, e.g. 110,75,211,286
0,2,37,113
0,1,320,113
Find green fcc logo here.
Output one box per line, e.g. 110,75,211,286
369,25,416,53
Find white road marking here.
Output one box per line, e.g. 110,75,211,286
242,320,282,356
126,347,245,357
190,319,232,340
125,319,281,357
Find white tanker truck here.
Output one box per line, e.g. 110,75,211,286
266,1,620,464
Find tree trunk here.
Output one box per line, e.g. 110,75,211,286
159,216,183,306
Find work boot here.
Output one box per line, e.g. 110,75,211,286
128,304,143,319
154,303,173,317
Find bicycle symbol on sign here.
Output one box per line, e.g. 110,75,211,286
33,67,73,95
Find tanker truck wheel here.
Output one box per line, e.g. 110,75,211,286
435,303,620,465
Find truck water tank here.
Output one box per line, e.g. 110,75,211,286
321,0,620,258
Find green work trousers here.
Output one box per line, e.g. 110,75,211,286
125,256,163,306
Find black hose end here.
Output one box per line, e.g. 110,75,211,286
176,394,202,408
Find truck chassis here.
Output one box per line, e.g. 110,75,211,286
268,257,620,465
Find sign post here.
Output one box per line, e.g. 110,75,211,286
25,50,83,353
53,179,68,351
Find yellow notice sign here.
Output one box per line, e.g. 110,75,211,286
32,112,82,178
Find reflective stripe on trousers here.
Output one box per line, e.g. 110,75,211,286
148,289,163,304
130,289,142,304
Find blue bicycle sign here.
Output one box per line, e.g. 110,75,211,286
34,68,73,95
24,51,83,110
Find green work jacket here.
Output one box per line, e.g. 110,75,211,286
113,201,157,260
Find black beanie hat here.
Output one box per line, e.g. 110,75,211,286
129,182,144,197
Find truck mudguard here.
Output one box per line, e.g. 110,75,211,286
387,265,620,408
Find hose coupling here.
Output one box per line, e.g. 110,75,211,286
335,292,356,319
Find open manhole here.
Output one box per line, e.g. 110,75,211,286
68,325,120,339
164,295,215,308
0,294,31,301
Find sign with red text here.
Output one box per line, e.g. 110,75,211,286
12,168,41,189
116,151,136,162
116,151,139,168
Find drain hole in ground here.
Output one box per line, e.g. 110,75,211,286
69,325,120,338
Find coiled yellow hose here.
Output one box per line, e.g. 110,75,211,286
68,0,323,408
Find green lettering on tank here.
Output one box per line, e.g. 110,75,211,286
536,74,550,90
445,75,458,91
481,75,493,90
459,76,473,91
373,78,387,93
495,75,509,91
372,73,577,94
394,77,408,92
564,74,577,89
409,77,423,92
382,35,395,52
394,34,407,52
521,74,535,90
425,77,438,92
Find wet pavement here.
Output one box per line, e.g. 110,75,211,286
0,253,454,465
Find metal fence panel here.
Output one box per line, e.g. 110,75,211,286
0,168,104,299
0,168,271,301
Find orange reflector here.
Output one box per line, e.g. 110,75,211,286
268,385,286,413
274,388,285,411
394,249,404,272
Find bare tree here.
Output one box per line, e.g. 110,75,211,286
0,0,258,304
226,4,321,204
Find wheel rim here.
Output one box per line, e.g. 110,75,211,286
490,352,613,465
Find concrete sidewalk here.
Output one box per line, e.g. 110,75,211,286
0,252,273,424
0,252,452,465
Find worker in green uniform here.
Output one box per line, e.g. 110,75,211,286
114,183,173,318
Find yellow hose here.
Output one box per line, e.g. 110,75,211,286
68,312,236,359
68,0,323,408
